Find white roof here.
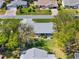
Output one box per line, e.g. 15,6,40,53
74,53,79,59
33,23,54,34
20,48,57,59
62,0,79,6
21,19,55,34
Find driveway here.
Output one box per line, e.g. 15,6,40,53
5,7,17,16
20,18,33,25
51,9,58,16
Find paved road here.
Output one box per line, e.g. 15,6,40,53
0,15,54,19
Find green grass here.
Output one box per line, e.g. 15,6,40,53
59,9,79,15
33,19,53,23
16,8,52,15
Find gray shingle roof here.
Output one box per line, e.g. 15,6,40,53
20,48,57,59
62,0,79,6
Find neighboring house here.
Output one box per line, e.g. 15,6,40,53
74,53,79,59
35,0,58,8
11,0,22,1
62,0,79,9
7,0,27,9
20,48,57,59
0,0,5,8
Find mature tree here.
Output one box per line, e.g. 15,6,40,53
18,23,47,50
18,24,35,50
1,2,7,9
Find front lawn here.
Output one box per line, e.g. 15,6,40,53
16,8,52,15
16,4,52,15
59,9,79,15
33,19,53,23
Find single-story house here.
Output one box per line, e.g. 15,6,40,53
20,19,55,37
0,0,5,8
62,0,79,9
20,48,57,59
33,23,54,36
7,0,27,9
35,0,58,8
74,53,79,59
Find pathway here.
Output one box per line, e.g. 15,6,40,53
0,15,54,19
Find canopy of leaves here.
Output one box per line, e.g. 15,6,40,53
6,33,19,50
0,34,8,46
0,19,20,51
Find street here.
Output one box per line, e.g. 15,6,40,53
0,15,54,19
